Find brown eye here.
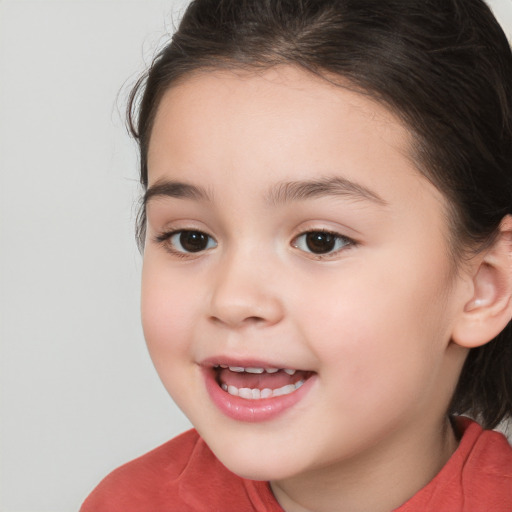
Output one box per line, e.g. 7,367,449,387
305,232,336,253
293,231,352,255
169,230,217,253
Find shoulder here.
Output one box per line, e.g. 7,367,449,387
459,418,512,503
79,430,218,511
398,417,512,512
80,429,280,512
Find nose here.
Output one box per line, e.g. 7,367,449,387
208,250,285,329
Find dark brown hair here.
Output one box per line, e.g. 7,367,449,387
128,0,512,429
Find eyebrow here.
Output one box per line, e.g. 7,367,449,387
143,175,387,208
144,179,212,206
267,176,388,207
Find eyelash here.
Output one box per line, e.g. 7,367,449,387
291,230,356,259
153,229,356,259
154,229,217,258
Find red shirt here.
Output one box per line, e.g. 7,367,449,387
81,418,512,511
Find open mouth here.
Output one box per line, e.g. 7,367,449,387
213,365,313,400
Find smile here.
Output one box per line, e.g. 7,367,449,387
203,362,316,422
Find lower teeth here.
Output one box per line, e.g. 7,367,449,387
221,380,304,399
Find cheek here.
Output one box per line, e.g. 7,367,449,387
140,257,200,360
140,259,207,412
294,250,454,401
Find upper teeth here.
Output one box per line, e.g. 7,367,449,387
214,365,296,375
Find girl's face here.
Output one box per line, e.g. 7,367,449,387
142,67,469,483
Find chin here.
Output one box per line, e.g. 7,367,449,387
198,430,301,481
218,451,299,482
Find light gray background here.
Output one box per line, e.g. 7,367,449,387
1,1,511,511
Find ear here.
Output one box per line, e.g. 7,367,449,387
452,215,512,348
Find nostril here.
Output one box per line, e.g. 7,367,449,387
209,313,266,327
245,316,266,323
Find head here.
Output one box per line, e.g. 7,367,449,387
129,0,512,481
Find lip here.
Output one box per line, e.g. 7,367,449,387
201,360,316,423
201,356,296,369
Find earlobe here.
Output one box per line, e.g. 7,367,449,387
452,215,512,348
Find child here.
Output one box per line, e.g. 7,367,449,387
81,0,512,510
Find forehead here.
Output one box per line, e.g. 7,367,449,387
148,66,413,172
147,66,444,215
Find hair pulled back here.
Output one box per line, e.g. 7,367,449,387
128,0,512,429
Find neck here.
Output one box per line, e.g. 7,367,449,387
270,416,459,512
